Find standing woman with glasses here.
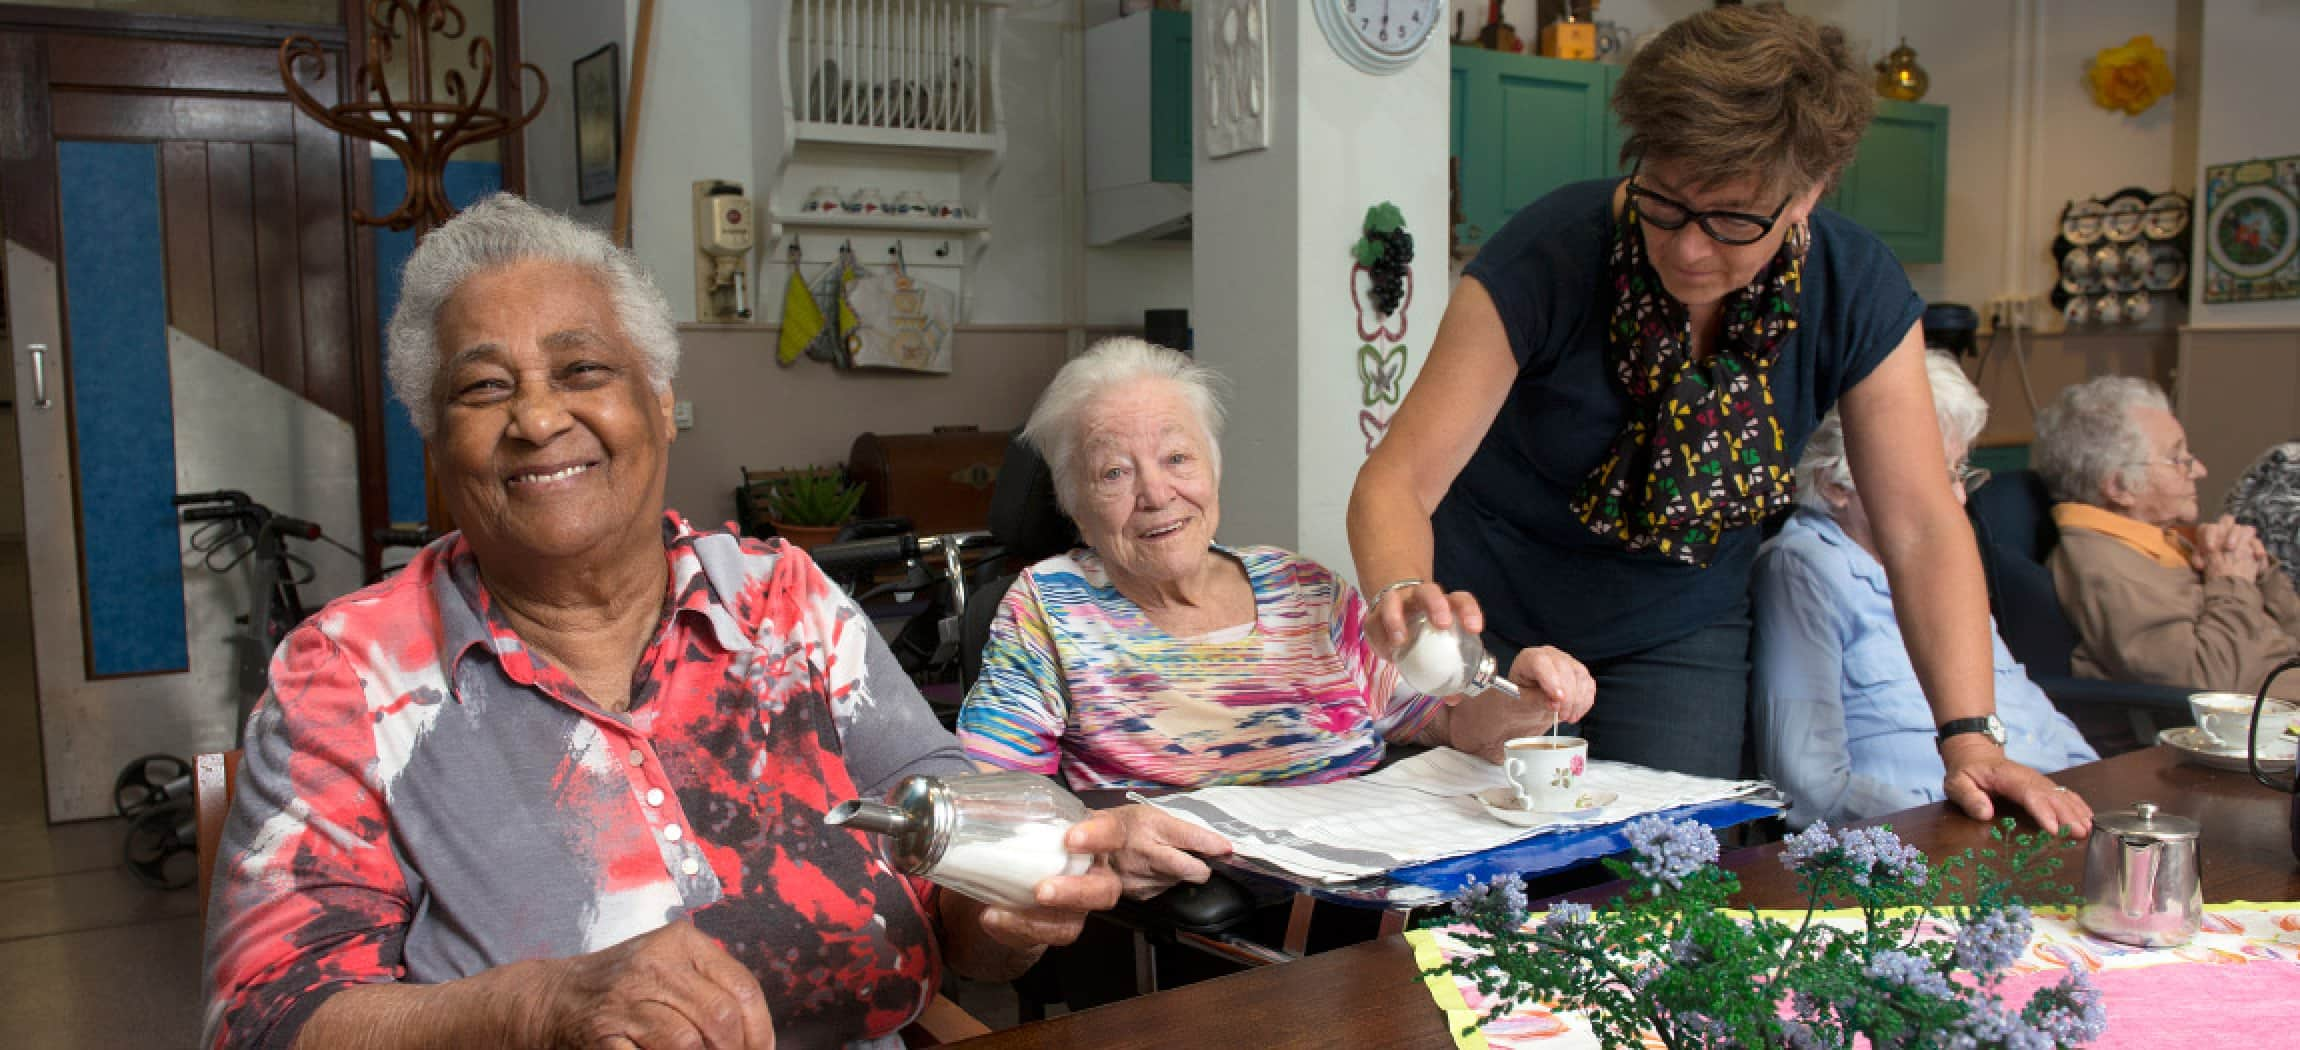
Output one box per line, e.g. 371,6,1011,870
1349,5,2089,833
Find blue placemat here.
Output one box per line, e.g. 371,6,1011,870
1389,799,1780,896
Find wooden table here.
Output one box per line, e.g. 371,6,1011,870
950,747,2300,1050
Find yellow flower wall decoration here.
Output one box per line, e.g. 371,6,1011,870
2090,35,2174,116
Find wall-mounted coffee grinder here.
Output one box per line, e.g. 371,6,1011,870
693,180,755,323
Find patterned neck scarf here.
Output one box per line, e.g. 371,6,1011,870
1571,200,1807,566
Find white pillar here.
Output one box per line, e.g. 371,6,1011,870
1193,3,1450,583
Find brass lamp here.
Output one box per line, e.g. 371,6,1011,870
1874,38,1929,102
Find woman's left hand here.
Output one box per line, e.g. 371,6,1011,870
1507,645,1597,724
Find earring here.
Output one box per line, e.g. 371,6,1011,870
1785,221,1812,258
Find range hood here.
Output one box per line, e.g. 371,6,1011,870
1085,12,1191,244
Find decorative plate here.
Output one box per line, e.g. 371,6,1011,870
2206,181,2300,280
2064,295,2092,326
2143,241,2188,291
2062,200,2108,246
2159,725,2296,774
2094,292,2124,324
2123,292,2153,324
1475,786,1621,826
2103,196,2148,242
2145,192,2192,240
2093,243,2124,282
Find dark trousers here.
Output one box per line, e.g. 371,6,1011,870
1564,599,1754,780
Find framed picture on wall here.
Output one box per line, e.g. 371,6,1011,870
573,42,621,204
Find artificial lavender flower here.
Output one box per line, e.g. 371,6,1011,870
1781,821,1837,874
1452,874,1531,927
1954,905,2035,979
1623,816,1719,890
1540,901,1594,935
1952,999,2054,1050
2023,968,2109,1045
1861,949,1956,999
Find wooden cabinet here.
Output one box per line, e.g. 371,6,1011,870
1449,49,1948,265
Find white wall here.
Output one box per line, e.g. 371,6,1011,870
2190,0,2300,328
520,0,625,230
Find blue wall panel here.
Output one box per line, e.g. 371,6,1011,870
372,159,504,526
58,141,188,676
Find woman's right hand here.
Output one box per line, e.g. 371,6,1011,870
537,920,775,1049
2195,516,2267,581
1366,581,1483,662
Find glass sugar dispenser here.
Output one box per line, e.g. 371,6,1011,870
826,770,1092,910
1395,614,1520,699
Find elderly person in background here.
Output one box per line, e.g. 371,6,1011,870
2225,440,2300,593
958,338,1594,797
1755,354,2095,830
204,195,1154,1050
2035,376,2300,697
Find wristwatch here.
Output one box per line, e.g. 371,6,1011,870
1936,714,2006,747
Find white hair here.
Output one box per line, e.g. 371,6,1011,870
1795,351,1988,511
384,193,678,439
2033,375,2173,506
1022,337,1227,516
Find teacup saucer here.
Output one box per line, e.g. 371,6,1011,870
1475,786,1620,826
2158,725,2296,774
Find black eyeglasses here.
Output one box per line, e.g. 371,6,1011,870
1626,167,1793,246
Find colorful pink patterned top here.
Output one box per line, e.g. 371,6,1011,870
956,546,1445,790
202,514,971,1050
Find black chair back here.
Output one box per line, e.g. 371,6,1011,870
963,430,1079,690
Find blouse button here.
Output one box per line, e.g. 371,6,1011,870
681,856,702,876
663,824,684,843
626,748,646,768
645,787,665,807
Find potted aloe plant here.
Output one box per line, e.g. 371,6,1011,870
763,466,865,552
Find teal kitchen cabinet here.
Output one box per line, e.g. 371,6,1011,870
1827,99,1949,264
1450,47,1622,250
1451,51,1948,264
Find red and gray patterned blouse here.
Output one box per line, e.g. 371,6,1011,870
202,513,973,1050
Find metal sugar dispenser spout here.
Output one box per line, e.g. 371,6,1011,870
1396,614,1520,700
826,770,1091,910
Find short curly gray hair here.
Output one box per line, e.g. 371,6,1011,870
1796,352,1987,511
2032,376,2173,506
385,193,678,439
1021,337,1226,517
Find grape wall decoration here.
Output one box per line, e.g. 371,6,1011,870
1352,203,1415,453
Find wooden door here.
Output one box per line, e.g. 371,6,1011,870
1450,48,1617,253
1833,99,1950,264
0,14,378,821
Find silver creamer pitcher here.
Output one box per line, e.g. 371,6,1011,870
2077,801,2202,948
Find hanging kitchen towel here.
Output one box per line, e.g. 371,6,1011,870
776,258,827,366
806,247,864,367
843,264,956,374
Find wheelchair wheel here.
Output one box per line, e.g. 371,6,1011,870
114,753,193,818
122,801,198,890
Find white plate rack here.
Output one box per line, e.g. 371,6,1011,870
756,0,1008,320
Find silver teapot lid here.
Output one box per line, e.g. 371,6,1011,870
2092,801,2200,841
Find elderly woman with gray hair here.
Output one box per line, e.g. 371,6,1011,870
957,338,1594,797
2035,376,2300,696
202,194,1170,1050
1753,354,2094,830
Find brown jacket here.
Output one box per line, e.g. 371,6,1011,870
2050,524,2300,696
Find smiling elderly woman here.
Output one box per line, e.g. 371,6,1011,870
2035,376,2300,696
955,338,1592,794
202,195,1143,1050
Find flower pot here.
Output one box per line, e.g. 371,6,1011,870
772,522,842,552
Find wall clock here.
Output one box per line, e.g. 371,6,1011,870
1313,0,1443,76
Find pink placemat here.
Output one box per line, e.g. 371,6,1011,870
1408,903,2300,1050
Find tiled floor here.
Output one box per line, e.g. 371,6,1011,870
0,541,207,1048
